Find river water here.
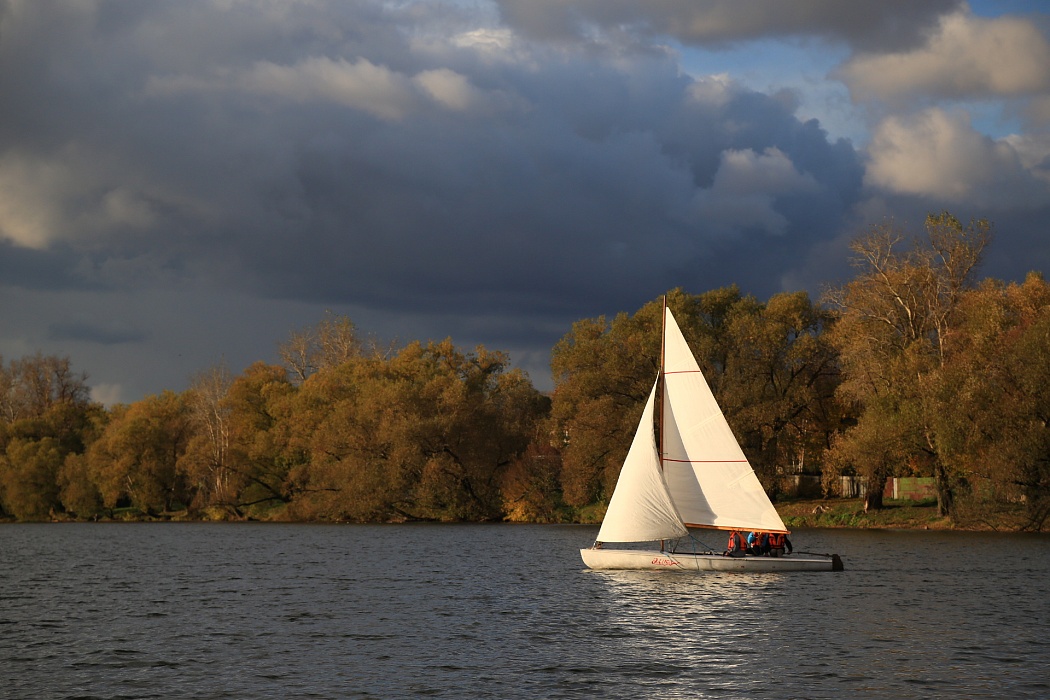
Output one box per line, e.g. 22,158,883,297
1,523,1048,699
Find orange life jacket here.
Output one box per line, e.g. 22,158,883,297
727,532,744,551
768,533,786,548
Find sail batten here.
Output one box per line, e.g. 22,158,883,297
664,459,748,463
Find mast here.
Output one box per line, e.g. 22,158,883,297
659,295,667,472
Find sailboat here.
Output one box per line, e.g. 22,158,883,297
580,302,843,572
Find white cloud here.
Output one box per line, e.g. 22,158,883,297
149,56,487,118
240,56,417,120
838,11,1050,102
0,153,74,249
686,73,735,108
413,68,477,111
690,147,820,235
864,108,1048,205
451,27,520,57
90,383,126,407
0,147,197,250
1002,133,1050,186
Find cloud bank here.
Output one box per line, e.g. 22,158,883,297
0,0,1047,402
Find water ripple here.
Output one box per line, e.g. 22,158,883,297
1,524,1048,698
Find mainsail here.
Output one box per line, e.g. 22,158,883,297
660,308,788,534
597,306,788,543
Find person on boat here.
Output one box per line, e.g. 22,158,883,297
725,530,746,557
768,532,793,557
747,531,769,556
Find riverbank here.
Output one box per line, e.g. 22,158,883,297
776,498,946,530
4,497,1036,531
775,497,1031,531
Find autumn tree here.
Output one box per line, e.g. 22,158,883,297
721,291,843,495
56,405,110,519
501,433,565,522
222,362,301,516
85,391,195,515
552,288,770,510
932,273,1050,529
286,340,547,521
550,287,841,513
279,313,363,382
285,352,403,520
0,353,96,520
823,212,991,515
181,363,234,512
0,438,63,520
549,296,667,509
395,341,546,520
58,452,104,519
0,353,90,424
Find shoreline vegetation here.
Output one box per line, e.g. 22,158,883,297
2,498,1030,533
1,213,1048,531
777,498,987,532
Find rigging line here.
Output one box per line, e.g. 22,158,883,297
688,532,718,553
663,458,748,463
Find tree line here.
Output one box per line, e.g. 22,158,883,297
1,212,1048,529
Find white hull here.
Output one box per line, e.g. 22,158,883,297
580,547,843,572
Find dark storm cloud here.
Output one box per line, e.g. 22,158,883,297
1,0,1043,402
47,320,147,346
0,1,863,321
0,242,103,291
227,66,863,319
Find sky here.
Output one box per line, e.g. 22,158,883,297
1,0,1049,403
